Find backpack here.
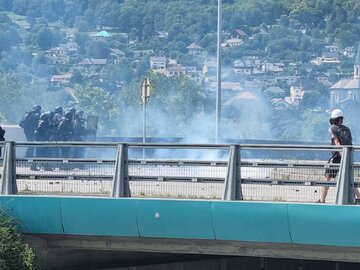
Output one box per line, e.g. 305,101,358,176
336,125,352,145
19,112,38,130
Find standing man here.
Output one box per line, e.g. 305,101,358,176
19,105,41,157
57,111,74,158
319,109,360,203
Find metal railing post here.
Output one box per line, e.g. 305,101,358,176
335,146,354,205
1,141,17,195
111,143,130,198
223,144,243,200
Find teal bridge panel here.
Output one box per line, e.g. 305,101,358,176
1,195,360,248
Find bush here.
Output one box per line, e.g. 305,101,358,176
0,214,38,270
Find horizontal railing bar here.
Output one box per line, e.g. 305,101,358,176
16,174,346,187
241,178,337,186
12,141,360,151
17,158,116,163
128,176,224,182
17,174,113,180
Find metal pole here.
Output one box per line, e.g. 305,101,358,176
142,78,150,159
216,0,222,143
143,98,146,159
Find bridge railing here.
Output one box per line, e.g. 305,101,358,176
0,141,358,204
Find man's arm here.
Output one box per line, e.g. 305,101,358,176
333,135,341,146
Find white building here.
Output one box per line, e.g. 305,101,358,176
330,45,360,109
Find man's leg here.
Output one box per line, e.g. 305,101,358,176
320,175,331,203
354,188,360,200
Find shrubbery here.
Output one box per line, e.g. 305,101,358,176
0,214,38,270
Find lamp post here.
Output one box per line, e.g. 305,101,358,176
216,0,222,143
142,78,151,158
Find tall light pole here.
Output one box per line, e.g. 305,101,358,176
142,78,150,158
216,0,222,143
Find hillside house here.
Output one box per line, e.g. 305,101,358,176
343,47,355,58
312,52,340,65
150,56,167,70
231,29,248,39
324,45,340,53
63,42,79,53
186,42,203,56
109,48,126,64
224,38,243,47
93,30,111,40
312,72,331,86
233,66,252,76
45,42,78,64
234,56,260,68
288,79,318,104
77,58,107,76
45,46,67,57
261,61,284,73
50,73,73,85
156,31,168,39
330,45,360,109
166,65,187,77
133,50,153,58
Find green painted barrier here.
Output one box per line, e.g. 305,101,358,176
136,199,215,239
288,204,360,247
61,197,138,236
212,201,291,243
1,195,360,248
0,196,63,234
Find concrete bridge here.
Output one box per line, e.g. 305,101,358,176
1,141,360,269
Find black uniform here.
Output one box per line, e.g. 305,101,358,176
57,112,73,158
32,114,52,170
0,126,5,157
72,111,87,158
20,107,41,157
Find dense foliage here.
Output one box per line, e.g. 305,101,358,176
0,214,38,270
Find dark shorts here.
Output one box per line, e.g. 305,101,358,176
325,156,341,179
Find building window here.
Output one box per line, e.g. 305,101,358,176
348,91,353,99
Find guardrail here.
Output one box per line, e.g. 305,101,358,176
0,141,359,204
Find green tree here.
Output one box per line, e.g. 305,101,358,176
72,83,120,135
36,27,54,50
85,40,110,59
144,73,206,137
0,72,25,122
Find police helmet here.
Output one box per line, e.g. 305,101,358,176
65,111,73,120
54,106,63,115
76,110,84,117
33,105,41,112
40,113,48,121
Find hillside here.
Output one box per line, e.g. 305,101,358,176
0,0,360,141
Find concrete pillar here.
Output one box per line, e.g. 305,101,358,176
335,147,354,205
111,144,130,198
223,145,243,200
0,141,17,194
